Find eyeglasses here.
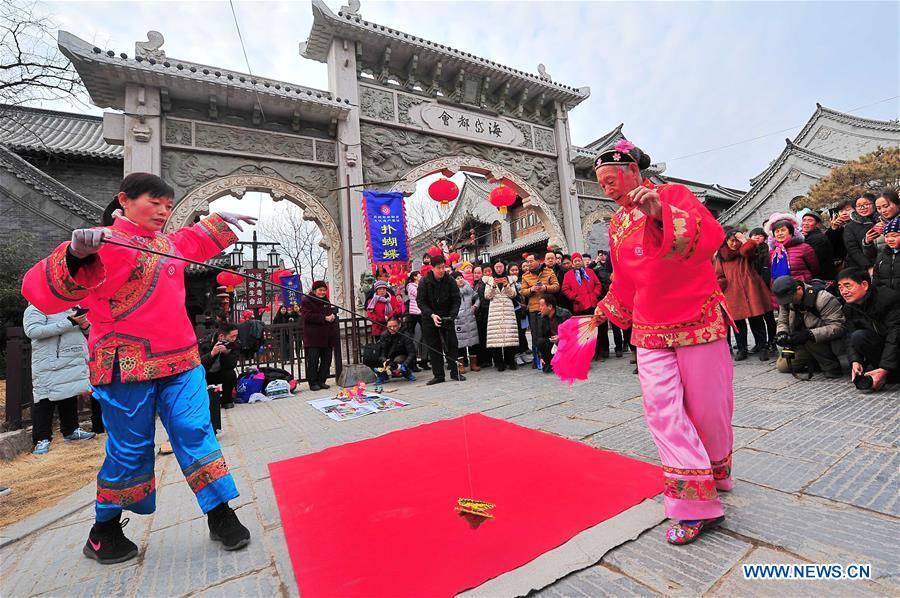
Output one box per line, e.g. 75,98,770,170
857,202,874,208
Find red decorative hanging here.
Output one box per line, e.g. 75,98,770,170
426,245,443,258
489,185,517,216
448,251,461,264
216,271,243,287
428,178,459,208
271,268,293,283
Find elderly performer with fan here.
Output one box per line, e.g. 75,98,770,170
592,140,733,545
22,173,256,564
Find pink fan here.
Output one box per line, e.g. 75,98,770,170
551,316,598,385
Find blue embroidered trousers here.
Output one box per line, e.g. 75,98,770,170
92,364,239,522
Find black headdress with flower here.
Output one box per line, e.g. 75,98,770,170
593,139,652,171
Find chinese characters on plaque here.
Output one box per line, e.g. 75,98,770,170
244,268,267,309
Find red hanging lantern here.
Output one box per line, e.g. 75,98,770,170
489,185,517,216
271,268,293,283
216,271,243,288
448,251,461,264
428,178,459,208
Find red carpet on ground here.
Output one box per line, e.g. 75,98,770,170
269,413,662,597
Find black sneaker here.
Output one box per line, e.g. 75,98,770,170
83,517,138,564
426,377,445,386
208,504,250,551
309,385,322,391
319,383,331,390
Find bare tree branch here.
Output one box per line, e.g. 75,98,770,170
0,0,86,108
259,202,329,291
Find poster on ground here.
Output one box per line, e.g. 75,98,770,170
307,394,409,421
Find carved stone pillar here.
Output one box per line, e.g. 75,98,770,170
553,102,583,253
326,38,367,307
123,84,162,176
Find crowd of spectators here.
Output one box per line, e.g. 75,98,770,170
714,189,899,392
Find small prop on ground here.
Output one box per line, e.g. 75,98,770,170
456,497,495,519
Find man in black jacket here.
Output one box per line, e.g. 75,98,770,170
416,254,464,385
374,317,417,384
536,294,573,374
800,211,836,281
837,268,900,391
200,324,240,432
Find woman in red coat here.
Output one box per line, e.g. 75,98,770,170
715,230,774,361
562,252,605,358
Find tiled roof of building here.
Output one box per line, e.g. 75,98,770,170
0,104,123,160
489,230,550,257
0,144,104,222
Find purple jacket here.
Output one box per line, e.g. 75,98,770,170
769,236,819,282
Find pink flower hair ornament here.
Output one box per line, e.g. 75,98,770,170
614,139,636,153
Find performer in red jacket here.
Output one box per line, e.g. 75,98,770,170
22,173,256,563
593,140,734,545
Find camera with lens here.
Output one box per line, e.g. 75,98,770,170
774,332,795,359
854,374,874,391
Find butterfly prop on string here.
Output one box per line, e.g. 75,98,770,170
551,315,600,385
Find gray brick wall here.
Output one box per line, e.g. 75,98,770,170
25,156,122,207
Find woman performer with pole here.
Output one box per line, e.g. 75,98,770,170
592,141,734,545
22,173,256,563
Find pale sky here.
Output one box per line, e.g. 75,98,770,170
41,0,899,191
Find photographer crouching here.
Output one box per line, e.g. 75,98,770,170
200,324,240,434
772,275,845,378
837,268,900,392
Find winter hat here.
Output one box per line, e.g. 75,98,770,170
593,139,652,171
885,217,900,234
311,280,328,292
764,213,799,236
796,207,822,223
373,280,390,291
571,252,583,260
749,227,766,238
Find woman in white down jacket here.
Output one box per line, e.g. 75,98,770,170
484,261,520,371
24,304,96,454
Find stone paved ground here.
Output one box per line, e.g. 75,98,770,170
1,355,898,597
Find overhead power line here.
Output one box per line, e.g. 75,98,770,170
665,95,899,163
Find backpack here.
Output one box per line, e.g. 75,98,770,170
362,342,382,369
236,371,266,403
753,245,771,282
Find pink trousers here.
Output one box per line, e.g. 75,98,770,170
636,339,734,520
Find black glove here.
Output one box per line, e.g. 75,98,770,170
789,330,813,346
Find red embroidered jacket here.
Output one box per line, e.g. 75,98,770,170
22,214,237,385
598,183,728,349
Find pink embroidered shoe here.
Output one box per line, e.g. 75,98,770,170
665,516,725,545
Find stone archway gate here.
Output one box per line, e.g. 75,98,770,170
59,0,593,306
